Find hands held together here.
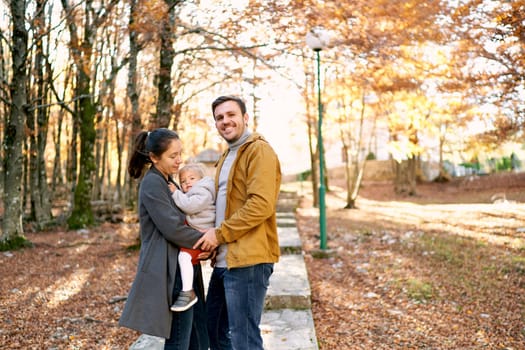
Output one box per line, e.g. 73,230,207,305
194,227,219,252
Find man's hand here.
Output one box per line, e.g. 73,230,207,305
197,249,216,260
197,249,217,267
194,228,219,251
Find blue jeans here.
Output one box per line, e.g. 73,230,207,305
206,263,273,350
165,263,209,350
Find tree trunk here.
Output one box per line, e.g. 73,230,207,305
393,159,407,194
60,0,119,228
63,0,96,229
67,68,96,229
2,0,28,242
52,65,72,193
154,0,176,129
343,143,356,209
345,157,366,209
0,40,5,193
302,55,318,207
28,0,53,229
100,85,115,201
436,127,450,182
340,89,374,209
93,108,104,201
394,158,417,195
407,126,418,195
51,112,64,192
114,116,124,202
394,122,419,195
408,156,417,195
66,116,78,195
125,0,141,208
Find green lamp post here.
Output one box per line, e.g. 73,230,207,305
306,27,330,250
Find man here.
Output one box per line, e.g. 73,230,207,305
194,95,281,349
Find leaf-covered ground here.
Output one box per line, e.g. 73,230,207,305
1,172,524,349
0,221,141,349
296,172,525,350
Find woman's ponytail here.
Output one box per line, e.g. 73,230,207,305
127,128,180,179
128,131,150,179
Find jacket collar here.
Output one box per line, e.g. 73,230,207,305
149,165,176,185
215,132,267,167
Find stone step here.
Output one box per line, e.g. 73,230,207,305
201,255,311,310
131,309,319,350
278,226,302,254
264,254,311,310
277,212,296,219
276,198,299,212
276,215,298,228
261,309,318,350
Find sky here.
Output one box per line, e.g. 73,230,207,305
257,82,311,174
257,83,354,175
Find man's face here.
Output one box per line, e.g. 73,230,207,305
213,100,248,143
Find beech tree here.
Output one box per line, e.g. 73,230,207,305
27,0,53,228
291,0,445,197
2,0,29,245
60,0,120,229
448,0,525,144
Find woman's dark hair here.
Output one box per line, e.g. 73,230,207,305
211,95,247,119
128,128,180,179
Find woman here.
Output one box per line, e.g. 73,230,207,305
119,128,209,349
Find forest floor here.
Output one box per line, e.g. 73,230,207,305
1,172,525,349
296,171,525,350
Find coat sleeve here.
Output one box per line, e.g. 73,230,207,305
172,185,213,215
140,172,202,248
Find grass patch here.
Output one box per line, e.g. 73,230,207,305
310,248,338,259
0,235,33,251
510,256,525,275
403,231,525,299
415,233,469,267
406,278,434,302
125,237,141,251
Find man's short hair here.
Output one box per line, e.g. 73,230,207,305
211,95,247,118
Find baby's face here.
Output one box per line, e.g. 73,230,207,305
180,170,201,193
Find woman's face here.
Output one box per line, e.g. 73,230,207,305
150,139,183,179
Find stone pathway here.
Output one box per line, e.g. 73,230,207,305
129,190,318,349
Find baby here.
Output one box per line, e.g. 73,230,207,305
169,163,216,312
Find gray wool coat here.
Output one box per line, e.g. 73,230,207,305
119,166,203,338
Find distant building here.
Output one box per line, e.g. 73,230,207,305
193,148,221,165
187,148,221,177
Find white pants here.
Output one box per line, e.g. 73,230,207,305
178,251,193,291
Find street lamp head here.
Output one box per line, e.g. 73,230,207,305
305,27,330,51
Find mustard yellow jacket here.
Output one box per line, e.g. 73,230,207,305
214,132,282,268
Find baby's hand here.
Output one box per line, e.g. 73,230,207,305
168,183,176,193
